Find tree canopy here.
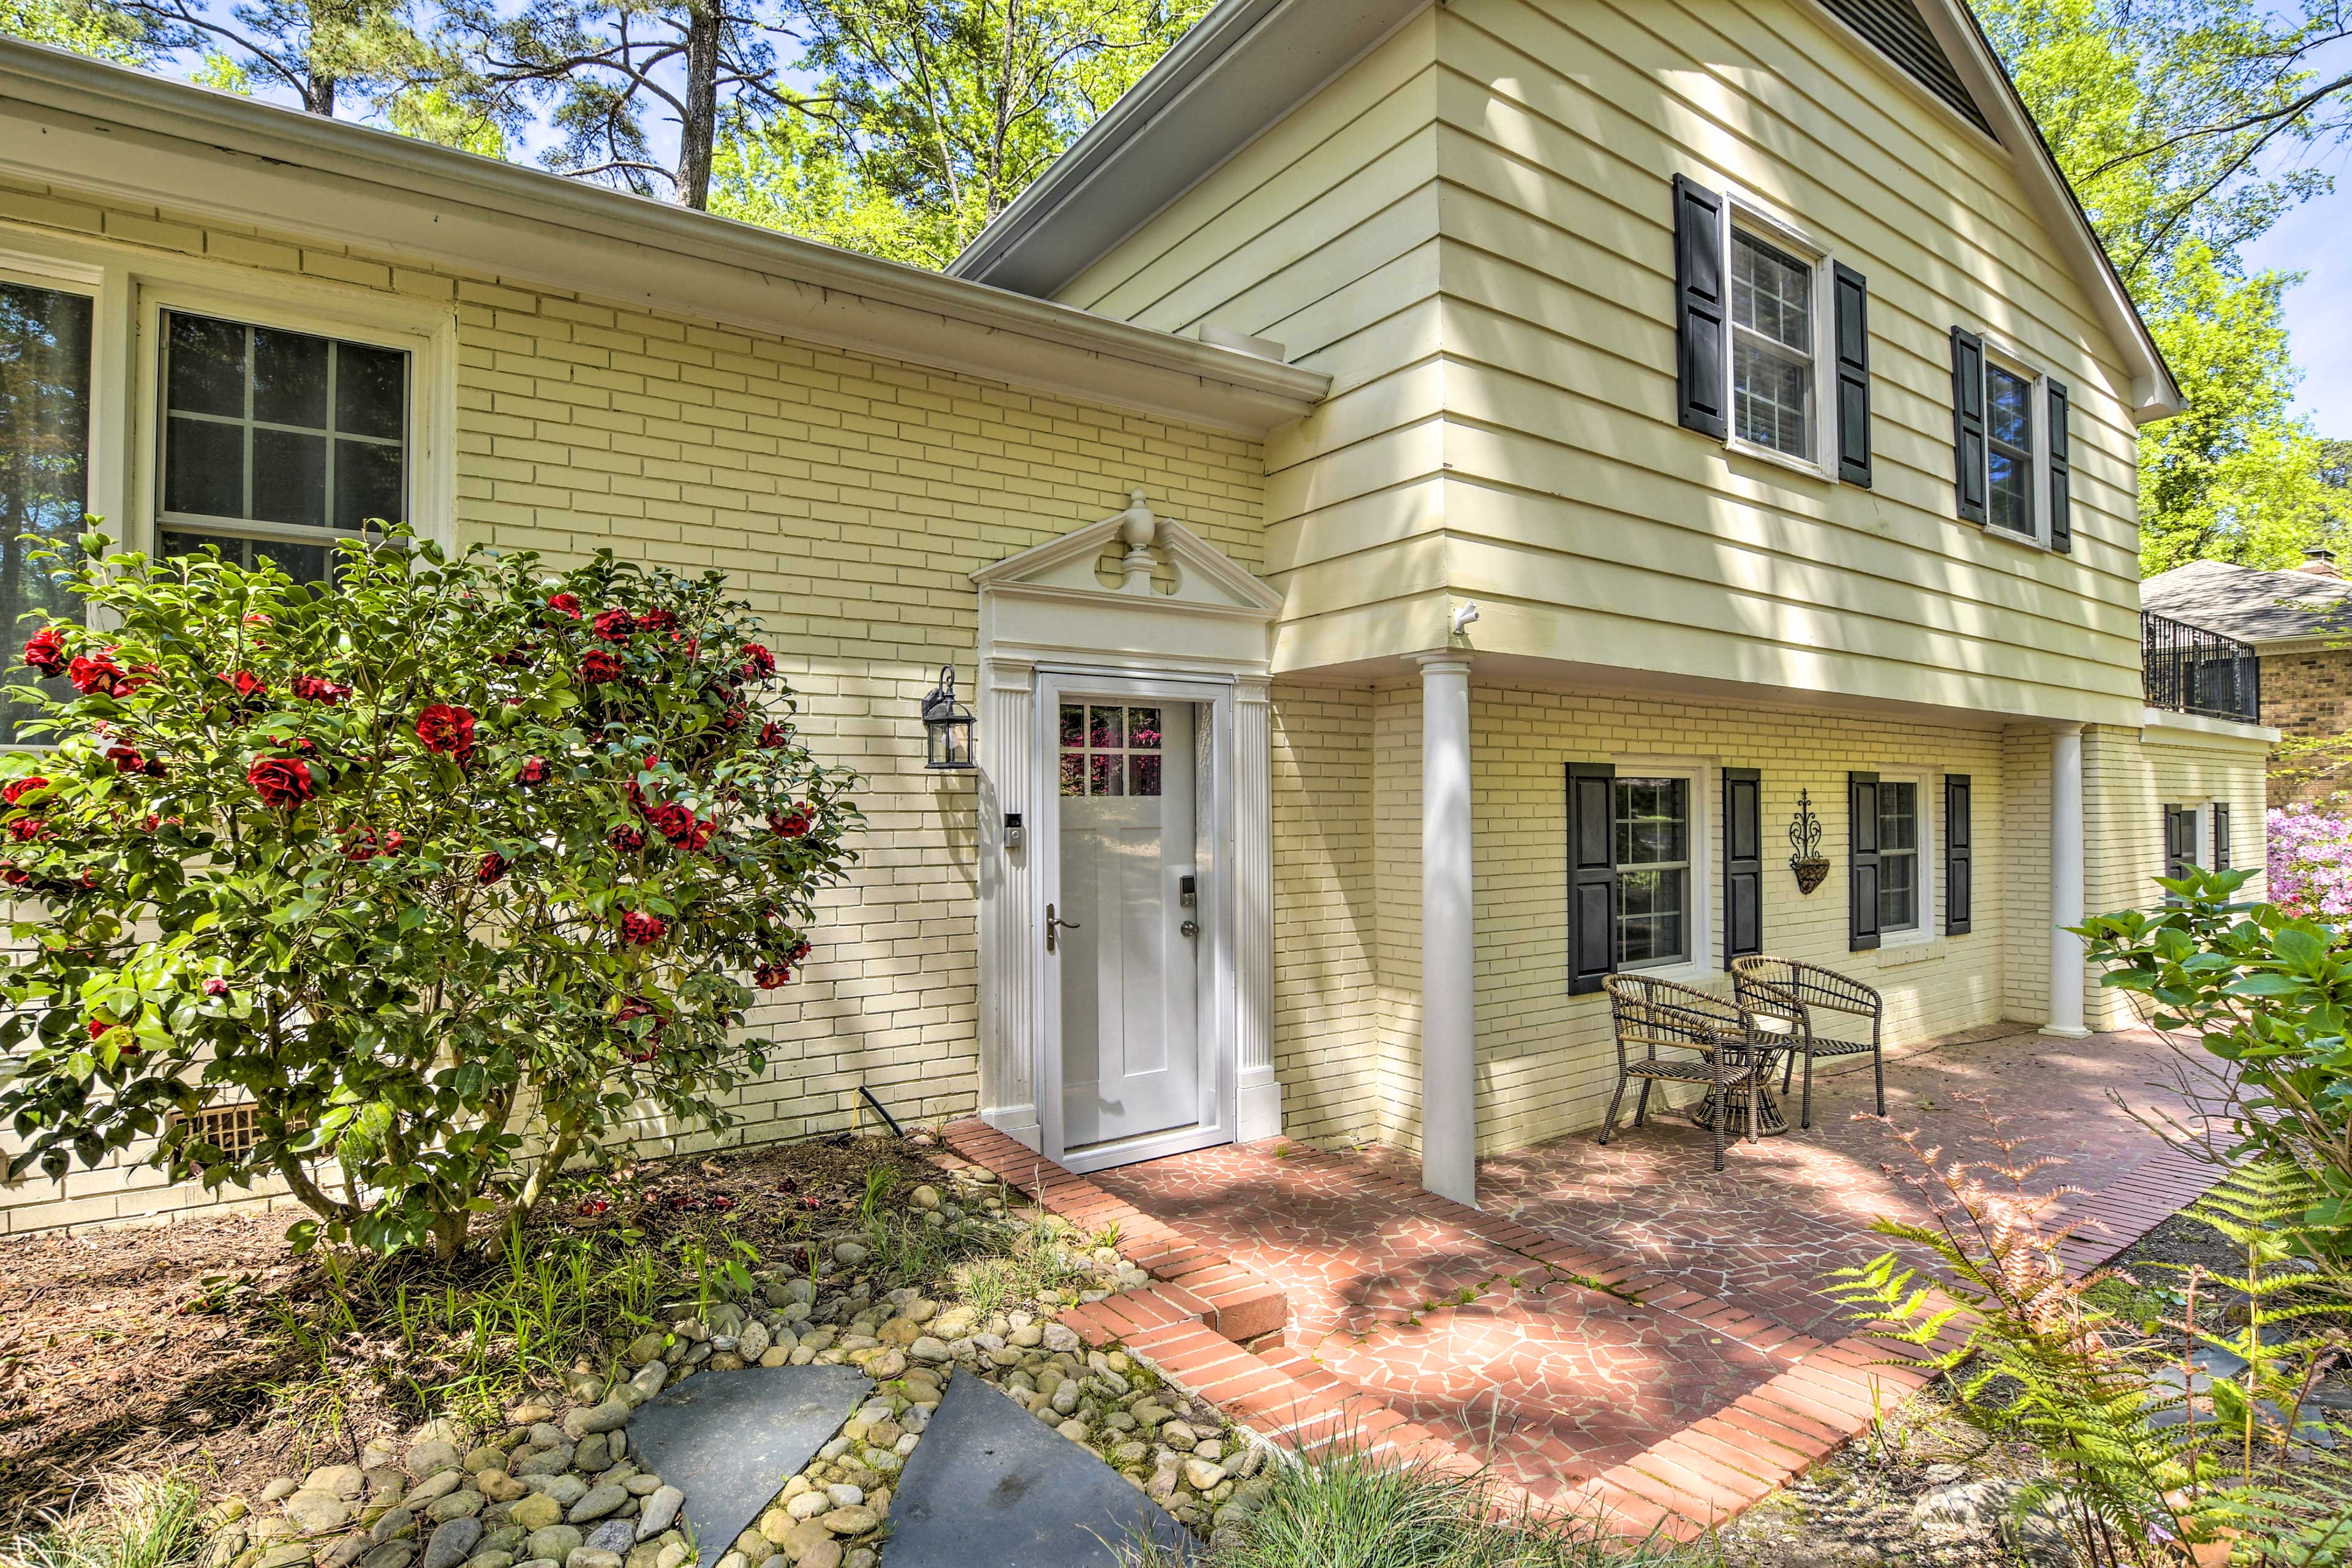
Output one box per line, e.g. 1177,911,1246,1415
1977,0,2351,573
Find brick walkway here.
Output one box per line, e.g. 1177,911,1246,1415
940,1023,2216,1540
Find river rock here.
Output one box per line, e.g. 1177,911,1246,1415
524,1529,581,1564
564,1401,631,1439
424,1491,485,1524
283,1493,352,1535
476,1474,528,1506
370,1510,417,1546
567,1488,625,1526
530,1478,587,1510
407,1444,464,1482
421,1519,482,1568
564,1551,621,1568
582,1523,635,1557
816,1509,873,1539
573,1437,611,1475
633,1490,682,1542
506,1497,563,1533
360,1545,415,1568
306,1466,368,1500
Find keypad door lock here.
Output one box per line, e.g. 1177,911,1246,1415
1179,874,1196,908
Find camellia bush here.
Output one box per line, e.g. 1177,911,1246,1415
0,527,859,1257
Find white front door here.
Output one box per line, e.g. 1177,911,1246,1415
1052,695,1205,1158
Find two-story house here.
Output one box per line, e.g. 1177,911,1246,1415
0,0,2275,1233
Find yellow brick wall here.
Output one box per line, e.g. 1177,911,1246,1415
1294,681,2019,1155
0,180,1270,1233
2081,724,2270,1031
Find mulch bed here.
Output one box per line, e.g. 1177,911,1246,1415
0,1134,946,1532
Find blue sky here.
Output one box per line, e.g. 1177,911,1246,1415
2240,146,2352,435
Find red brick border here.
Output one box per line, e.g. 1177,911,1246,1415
935,1117,2217,1543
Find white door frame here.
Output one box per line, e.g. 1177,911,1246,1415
971,492,1283,1169
1036,670,1232,1172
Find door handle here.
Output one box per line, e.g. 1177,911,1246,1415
1046,902,1082,953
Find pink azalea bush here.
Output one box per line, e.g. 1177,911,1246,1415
2265,802,2352,919
0,527,859,1257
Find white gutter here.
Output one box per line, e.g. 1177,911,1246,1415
0,38,1329,438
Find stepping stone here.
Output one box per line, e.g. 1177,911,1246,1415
625,1365,870,1559
884,1374,1191,1567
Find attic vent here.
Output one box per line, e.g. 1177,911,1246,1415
175,1102,262,1159
1817,0,1997,138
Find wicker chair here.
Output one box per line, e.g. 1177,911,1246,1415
1728,956,1885,1129
1599,973,1777,1170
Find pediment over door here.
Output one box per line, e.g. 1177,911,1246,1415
974,491,1283,674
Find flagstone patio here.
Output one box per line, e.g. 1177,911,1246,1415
943,1022,2219,1539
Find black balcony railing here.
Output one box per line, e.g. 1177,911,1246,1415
2143,611,2261,723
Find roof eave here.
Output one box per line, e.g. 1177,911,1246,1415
0,37,1329,437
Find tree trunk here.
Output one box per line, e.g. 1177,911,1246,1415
306,73,338,117
677,0,721,211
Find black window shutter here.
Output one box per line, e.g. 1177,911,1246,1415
1672,175,1728,440
1833,264,1872,487
2047,379,2072,553
1724,767,1763,966
1950,327,1987,524
1567,763,1619,995
2163,805,2193,880
1849,771,1882,951
1943,774,1972,935
2213,803,2230,870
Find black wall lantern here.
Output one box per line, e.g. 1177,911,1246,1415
921,664,976,771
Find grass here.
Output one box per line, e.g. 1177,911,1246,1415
1119,1446,1711,1568
0,1477,208,1568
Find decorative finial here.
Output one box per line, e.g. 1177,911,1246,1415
1118,489,1158,594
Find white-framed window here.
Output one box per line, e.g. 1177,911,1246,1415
1875,776,1925,935
0,232,453,693
1985,354,2037,540
0,262,100,744
1722,197,1839,480
1615,773,1694,968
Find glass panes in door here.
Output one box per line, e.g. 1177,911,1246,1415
159,310,409,583
1058,704,1163,797
0,279,95,742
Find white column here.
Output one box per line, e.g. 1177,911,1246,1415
1232,679,1280,1141
1413,655,1477,1205
2043,722,2090,1038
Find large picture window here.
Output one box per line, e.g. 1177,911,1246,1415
1,277,96,744
159,309,409,582
1614,775,1691,967
1730,230,1815,459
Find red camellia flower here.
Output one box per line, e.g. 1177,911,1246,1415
247,756,317,808
67,652,137,698
341,826,403,862
202,977,230,998
22,627,67,676
88,1017,111,1041
718,706,747,732
788,939,812,964
592,608,636,642
753,960,792,989
218,670,268,701
769,806,812,839
740,643,776,680
477,851,508,884
636,608,678,634
6,818,45,842
581,650,626,684
2,776,49,807
758,720,786,749
608,825,647,854
104,744,145,775
546,591,584,620
620,911,668,946
515,756,551,786
646,803,712,852
616,995,663,1061
4,865,33,886
290,674,352,704
414,704,478,762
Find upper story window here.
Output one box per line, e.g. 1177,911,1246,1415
1672,176,1873,487
1951,326,2073,552
1,276,96,744
1730,230,1815,459
160,311,409,583
1985,361,2035,538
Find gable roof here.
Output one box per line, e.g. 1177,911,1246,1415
2141,559,2352,646
947,0,2181,421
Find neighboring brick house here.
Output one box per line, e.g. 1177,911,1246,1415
2143,554,2352,805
